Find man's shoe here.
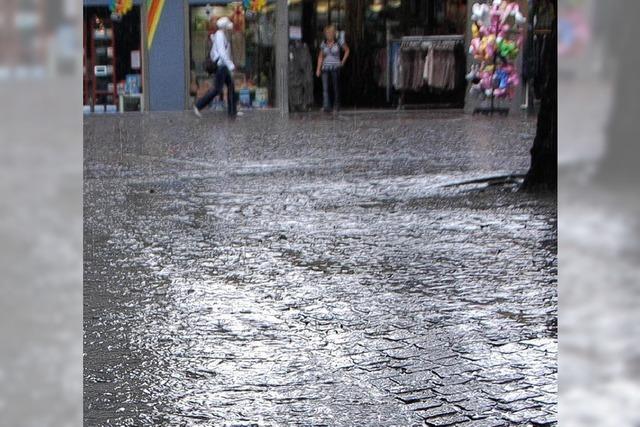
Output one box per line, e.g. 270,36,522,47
193,106,202,118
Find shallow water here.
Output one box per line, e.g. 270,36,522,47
84,111,556,426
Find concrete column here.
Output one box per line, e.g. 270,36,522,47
274,0,289,115
146,0,188,111
464,0,474,114
141,0,150,112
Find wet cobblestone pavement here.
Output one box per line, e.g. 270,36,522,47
84,111,556,426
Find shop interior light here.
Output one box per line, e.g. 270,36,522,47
316,0,328,14
369,0,383,13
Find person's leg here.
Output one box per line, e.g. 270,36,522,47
195,67,224,110
225,68,237,116
332,69,340,111
321,70,331,112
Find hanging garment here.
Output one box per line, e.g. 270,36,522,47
403,51,415,90
393,49,403,90
443,48,457,90
374,48,388,88
288,42,314,111
412,51,426,91
257,14,274,46
424,48,435,88
397,50,427,91
231,32,246,68
425,46,458,90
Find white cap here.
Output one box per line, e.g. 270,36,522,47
217,16,233,31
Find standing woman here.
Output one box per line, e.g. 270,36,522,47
194,16,238,118
316,25,350,112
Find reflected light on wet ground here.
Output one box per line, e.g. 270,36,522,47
85,111,556,426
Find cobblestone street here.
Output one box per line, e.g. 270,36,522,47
84,110,556,426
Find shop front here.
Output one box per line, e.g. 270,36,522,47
83,0,280,112
81,0,528,114
83,0,143,113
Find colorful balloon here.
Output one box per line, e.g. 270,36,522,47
468,0,526,100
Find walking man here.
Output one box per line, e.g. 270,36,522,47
194,16,238,118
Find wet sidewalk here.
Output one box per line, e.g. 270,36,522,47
84,110,556,426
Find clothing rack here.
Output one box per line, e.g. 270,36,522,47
390,35,464,109
400,34,465,51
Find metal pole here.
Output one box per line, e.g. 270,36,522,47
274,0,289,115
183,0,190,111
141,0,150,112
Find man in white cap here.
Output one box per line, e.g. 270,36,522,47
194,16,238,118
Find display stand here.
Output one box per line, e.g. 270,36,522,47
90,15,118,112
472,49,509,116
467,1,526,117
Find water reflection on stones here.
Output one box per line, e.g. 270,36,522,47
84,111,556,426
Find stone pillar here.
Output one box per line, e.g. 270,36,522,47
464,0,474,114
146,0,188,111
141,0,150,112
274,0,289,114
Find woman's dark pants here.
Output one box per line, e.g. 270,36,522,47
195,65,237,116
321,68,340,111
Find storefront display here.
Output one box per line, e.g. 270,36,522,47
83,5,142,113
189,1,275,109
289,0,469,109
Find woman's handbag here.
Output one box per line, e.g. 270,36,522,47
204,56,218,75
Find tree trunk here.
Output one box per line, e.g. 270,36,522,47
344,0,366,107
521,5,557,193
594,2,640,186
275,0,289,115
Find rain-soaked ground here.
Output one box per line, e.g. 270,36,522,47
84,110,556,426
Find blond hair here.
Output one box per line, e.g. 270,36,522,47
324,25,337,41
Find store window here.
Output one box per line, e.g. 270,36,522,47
83,6,142,113
383,0,466,37
189,2,276,109
288,0,467,109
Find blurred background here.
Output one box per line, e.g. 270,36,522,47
558,0,640,426
0,1,82,426
0,0,78,79
0,0,639,425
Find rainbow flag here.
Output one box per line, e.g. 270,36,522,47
146,0,166,49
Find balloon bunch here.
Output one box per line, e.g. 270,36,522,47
244,0,266,13
109,0,133,19
467,0,526,99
